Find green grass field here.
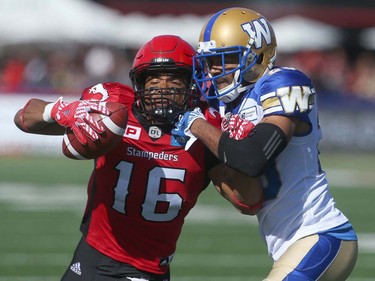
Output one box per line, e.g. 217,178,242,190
0,152,374,280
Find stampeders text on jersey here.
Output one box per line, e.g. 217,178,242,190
126,146,179,161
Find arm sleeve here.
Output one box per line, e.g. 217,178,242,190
218,123,287,177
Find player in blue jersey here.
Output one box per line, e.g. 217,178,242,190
172,7,358,280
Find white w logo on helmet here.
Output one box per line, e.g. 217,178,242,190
241,18,272,49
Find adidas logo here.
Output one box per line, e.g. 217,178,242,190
70,262,82,275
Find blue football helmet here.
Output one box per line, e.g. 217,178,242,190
193,7,277,103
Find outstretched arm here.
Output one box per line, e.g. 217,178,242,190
14,97,111,144
14,98,65,135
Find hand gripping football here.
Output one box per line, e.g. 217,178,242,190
62,102,128,160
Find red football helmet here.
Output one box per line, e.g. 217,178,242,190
129,35,199,126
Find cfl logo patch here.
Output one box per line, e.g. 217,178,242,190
148,126,162,139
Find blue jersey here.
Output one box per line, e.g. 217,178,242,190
209,67,356,261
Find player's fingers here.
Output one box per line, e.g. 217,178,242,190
235,122,254,140
97,103,111,115
77,120,99,142
88,102,111,116
83,124,99,141
83,113,104,133
228,114,240,130
72,123,88,145
221,117,230,131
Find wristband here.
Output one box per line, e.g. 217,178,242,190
42,99,61,123
232,193,263,213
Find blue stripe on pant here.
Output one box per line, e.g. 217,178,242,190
283,234,341,280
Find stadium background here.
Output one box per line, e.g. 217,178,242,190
0,0,374,280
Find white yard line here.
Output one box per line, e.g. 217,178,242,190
0,183,257,224
0,176,373,280
0,183,374,254
0,183,85,213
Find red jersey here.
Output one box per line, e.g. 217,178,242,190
80,82,220,274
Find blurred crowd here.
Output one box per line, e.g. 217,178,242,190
279,48,375,105
1,43,375,106
0,44,136,96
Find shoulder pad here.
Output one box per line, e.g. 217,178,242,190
255,67,315,116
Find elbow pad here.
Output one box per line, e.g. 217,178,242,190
218,123,287,177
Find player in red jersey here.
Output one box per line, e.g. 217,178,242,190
14,35,263,281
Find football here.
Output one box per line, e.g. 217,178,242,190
62,102,128,160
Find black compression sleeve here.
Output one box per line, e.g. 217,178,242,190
218,123,288,177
